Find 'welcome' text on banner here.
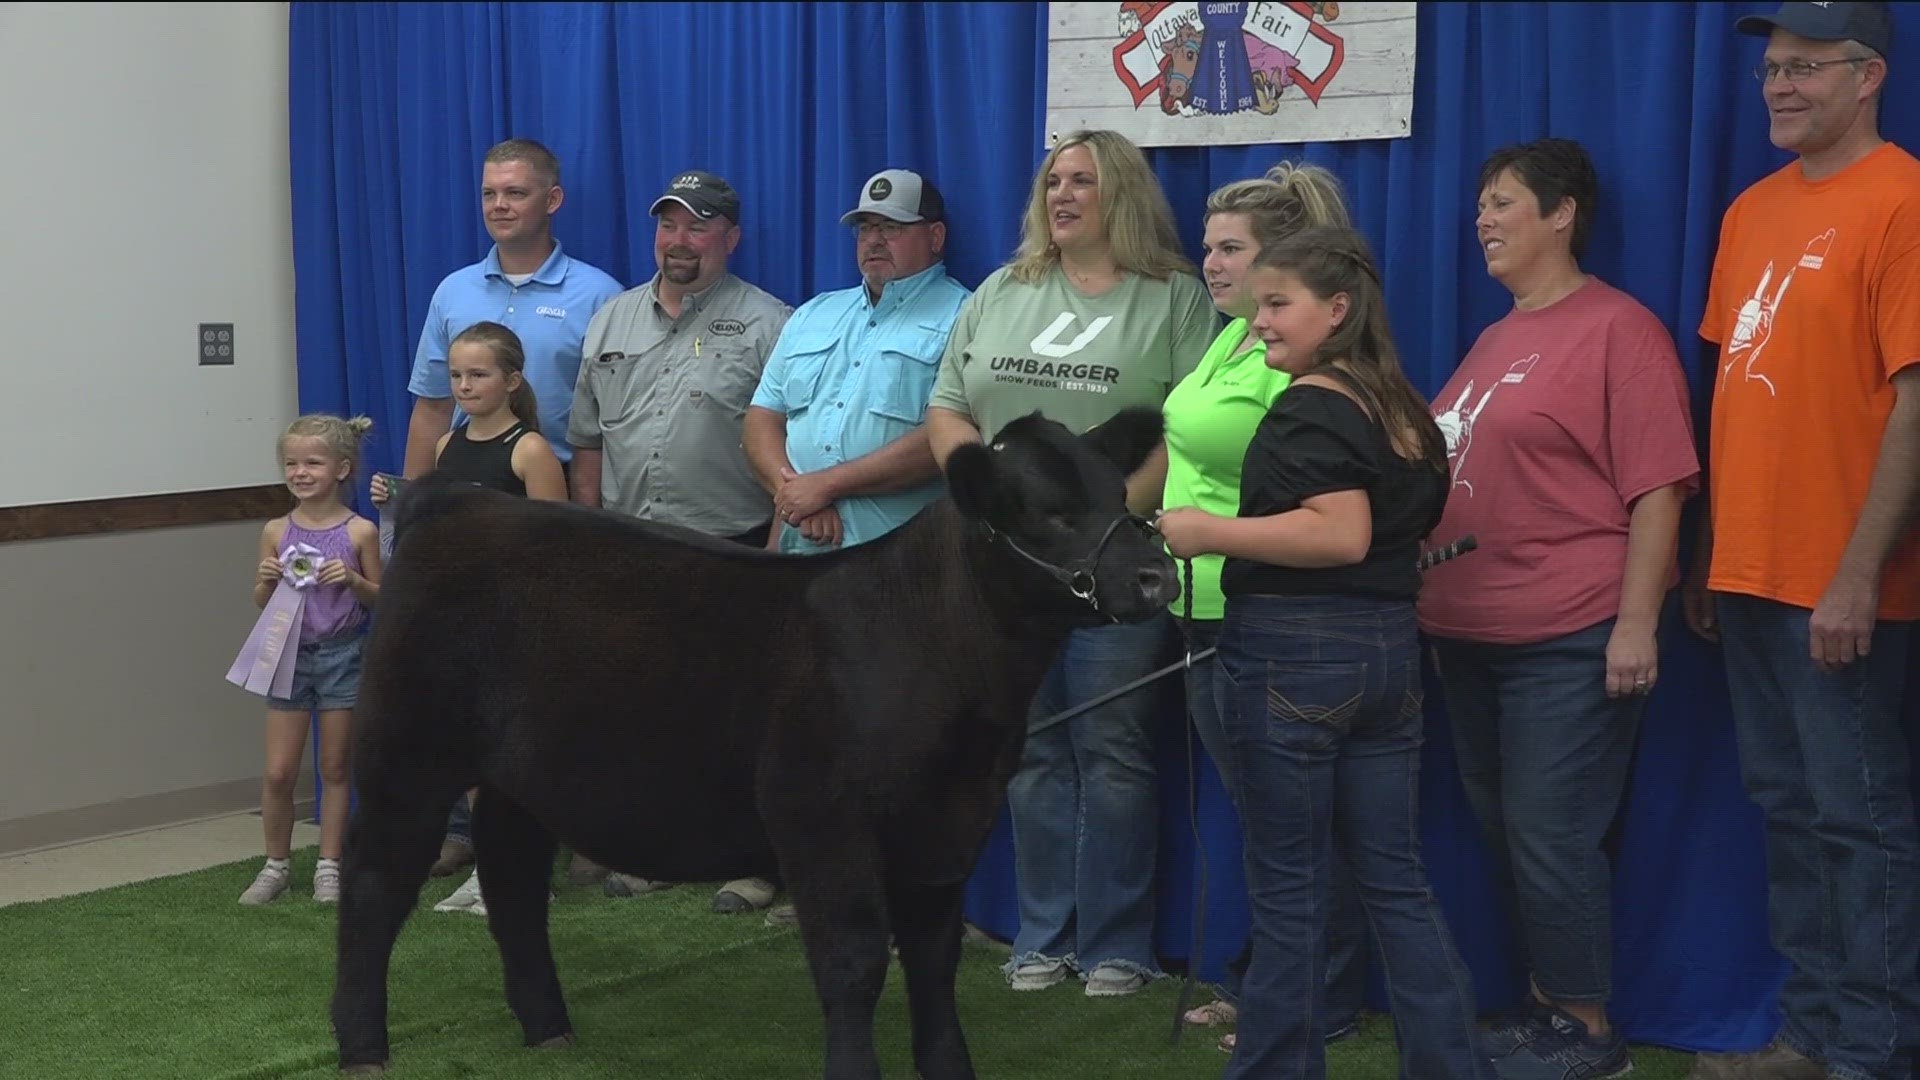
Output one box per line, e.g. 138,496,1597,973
1045,1,1416,149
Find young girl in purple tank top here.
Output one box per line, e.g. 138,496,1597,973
237,414,382,908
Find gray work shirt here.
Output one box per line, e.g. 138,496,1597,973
568,272,793,536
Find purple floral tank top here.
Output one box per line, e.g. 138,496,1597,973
280,517,367,641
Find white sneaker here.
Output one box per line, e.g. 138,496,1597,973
1007,958,1070,991
1084,963,1150,998
434,870,485,915
312,860,341,904
239,862,290,906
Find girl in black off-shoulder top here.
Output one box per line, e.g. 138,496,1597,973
1220,375,1449,602
1154,227,1491,1079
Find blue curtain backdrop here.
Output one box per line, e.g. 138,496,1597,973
289,1,1920,1056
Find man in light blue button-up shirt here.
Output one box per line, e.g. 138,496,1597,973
403,139,623,480
745,170,972,555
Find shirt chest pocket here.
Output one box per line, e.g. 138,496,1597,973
586,351,648,425
870,324,952,425
694,345,763,418
772,334,839,421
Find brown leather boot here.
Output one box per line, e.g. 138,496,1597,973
566,851,610,887
429,836,473,877
1686,1041,1825,1080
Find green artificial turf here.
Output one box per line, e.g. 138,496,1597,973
0,848,1702,1078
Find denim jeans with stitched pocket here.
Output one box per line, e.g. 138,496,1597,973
1186,616,1370,1028
1715,591,1920,1080
1217,593,1490,1080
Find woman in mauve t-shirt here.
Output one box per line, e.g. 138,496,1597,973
1417,139,1699,1078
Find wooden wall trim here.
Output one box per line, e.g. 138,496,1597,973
0,485,293,544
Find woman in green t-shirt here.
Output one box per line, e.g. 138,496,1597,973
1160,162,1372,1050
926,129,1218,999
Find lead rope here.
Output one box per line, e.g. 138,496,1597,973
1168,555,1211,1047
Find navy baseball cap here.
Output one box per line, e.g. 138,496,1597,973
1736,2,1893,57
649,171,740,223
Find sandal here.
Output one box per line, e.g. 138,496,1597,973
1184,998,1238,1027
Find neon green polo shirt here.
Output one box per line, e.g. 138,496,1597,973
1160,318,1292,620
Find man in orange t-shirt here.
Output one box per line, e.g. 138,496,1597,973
1683,4,1920,1080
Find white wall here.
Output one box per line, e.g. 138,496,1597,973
0,1,296,508
0,2,299,843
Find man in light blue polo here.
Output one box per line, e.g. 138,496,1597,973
744,169,971,555
400,138,622,899
403,138,623,486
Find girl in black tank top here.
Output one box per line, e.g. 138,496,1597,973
435,422,531,498
380,320,569,508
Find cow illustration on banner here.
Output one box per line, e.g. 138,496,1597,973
1046,2,1415,148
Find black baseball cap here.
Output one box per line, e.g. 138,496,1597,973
1736,2,1893,57
649,171,740,223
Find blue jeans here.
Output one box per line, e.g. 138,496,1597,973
1429,611,1650,1005
1006,614,1172,979
1218,594,1490,1080
446,792,472,845
1187,618,1369,1028
1716,592,1920,1080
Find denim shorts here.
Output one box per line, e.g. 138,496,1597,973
265,631,364,712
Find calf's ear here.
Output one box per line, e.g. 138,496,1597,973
945,443,1002,522
1080,406,1165,478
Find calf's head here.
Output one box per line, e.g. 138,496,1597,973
945,407,1181,625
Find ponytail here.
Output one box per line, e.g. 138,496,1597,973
508,380,542,434
1205,160,1352,252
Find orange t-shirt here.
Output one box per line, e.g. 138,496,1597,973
1699,142,1920,620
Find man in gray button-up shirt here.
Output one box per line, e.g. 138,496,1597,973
565,171,792,913
569,171,792,543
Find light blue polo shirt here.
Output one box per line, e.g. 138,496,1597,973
407,241,623,464
750,261,970,554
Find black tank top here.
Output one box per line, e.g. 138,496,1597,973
435,421,529,498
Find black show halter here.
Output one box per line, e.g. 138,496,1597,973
980,512,1162,617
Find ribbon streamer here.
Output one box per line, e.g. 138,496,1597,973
224,542,323,700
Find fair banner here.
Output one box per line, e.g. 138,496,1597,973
1045,2,1416,149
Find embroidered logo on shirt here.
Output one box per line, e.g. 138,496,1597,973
709,319,747,336
536,305,567,320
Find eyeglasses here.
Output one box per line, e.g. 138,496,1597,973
1752,56,1872,83
851,221,919,240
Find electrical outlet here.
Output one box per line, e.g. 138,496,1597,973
199,323,235,366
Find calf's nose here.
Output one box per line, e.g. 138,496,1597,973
1137,563,1178,604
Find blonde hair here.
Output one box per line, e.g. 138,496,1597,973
450,321,541,433
1009,129,1193,283
1206,161,1351,253
278,414,374,475
1252,226,1447,473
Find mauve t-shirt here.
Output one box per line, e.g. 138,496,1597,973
1416,278,1700,645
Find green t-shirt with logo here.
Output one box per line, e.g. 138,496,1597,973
1160,318,1292,620
930,264,1218,443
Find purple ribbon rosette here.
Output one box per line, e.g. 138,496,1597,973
224,542,324,699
